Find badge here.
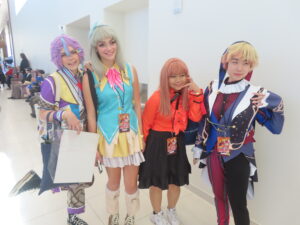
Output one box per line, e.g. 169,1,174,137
119,113,130,133
217,136,231,156
167,137,177,155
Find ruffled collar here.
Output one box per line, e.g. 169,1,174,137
218,74,249,94
99,64,129,91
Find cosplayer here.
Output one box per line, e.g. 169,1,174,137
10,34,92,225
82,25,144,225
138,58,206,225
193,41,284,225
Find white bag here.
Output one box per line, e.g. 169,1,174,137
48,130,99,183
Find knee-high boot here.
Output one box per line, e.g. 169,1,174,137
125,190,140,216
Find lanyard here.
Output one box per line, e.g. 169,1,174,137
62,67,80,85
170,92,181,136
114,83,125,111
59,68,83,102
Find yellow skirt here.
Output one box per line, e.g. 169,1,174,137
97,129,143,158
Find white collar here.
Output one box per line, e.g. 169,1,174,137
218,74,249,94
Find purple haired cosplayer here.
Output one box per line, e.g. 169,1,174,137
50,34,84,69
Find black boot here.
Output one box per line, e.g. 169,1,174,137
68,214,88,225
9,170,41,196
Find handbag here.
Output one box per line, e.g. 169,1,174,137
39,110,77,194
183,119,199,145
39,112,62,194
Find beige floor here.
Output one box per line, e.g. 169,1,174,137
0,88,230,225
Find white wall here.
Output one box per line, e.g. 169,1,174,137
123,8,148,84
104,6,149,84
65,25,90,61
8,0,300,224
8,0,105,73
148,0,300,224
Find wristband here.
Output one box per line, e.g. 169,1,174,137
189,90,202,96
53,110,65,122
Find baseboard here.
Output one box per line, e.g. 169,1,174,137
186,184,260,225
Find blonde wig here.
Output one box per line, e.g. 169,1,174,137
89,25,125,79
221,41,259,69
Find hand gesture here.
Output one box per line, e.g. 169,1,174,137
251,92,265,107
182,77,201,93
62,110,82,134
84,61,93,71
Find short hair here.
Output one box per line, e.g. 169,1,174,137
221,41,258,69
50,34,84,69
37,69,45,74
159,58,190,116
89,25,125,79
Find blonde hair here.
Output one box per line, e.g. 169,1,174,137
221,42,259,69
89,25,125,79
159,58,189,116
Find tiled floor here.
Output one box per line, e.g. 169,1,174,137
0,88,231,225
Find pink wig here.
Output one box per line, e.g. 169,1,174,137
159,58,190,116
50,34,84,69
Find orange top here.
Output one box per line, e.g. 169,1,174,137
142,89,206,141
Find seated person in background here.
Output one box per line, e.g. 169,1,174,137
8,67,33,99
0,64,5,90
25,69,45,100
27,70,46,118
22,67,33,84
5,65,14,89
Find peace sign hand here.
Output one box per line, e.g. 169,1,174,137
181,77,201,94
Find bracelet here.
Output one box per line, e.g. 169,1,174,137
53,110,65,122
189,89,202,96
190,91,202,96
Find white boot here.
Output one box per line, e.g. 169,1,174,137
124,190,140,225
125,190,140,216
106,187,120,225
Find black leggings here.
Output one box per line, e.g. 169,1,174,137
224,154,250,225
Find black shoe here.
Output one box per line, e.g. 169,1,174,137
68,214,88,225
30,113,36,118
9,170,41,196
8,97,15,99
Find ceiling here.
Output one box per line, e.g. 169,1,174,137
105,0,148,12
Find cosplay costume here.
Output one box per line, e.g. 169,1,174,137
193,57,284,224
39,68,92,215
139,89,206,190
89,63,144,168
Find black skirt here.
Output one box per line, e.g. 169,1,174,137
138,130,191,190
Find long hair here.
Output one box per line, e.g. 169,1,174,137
20,53,27,61
50,34,84,69
159,58,190,116
89,25,125,79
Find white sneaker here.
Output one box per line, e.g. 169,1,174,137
165,208,180,225
150,211,170,225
